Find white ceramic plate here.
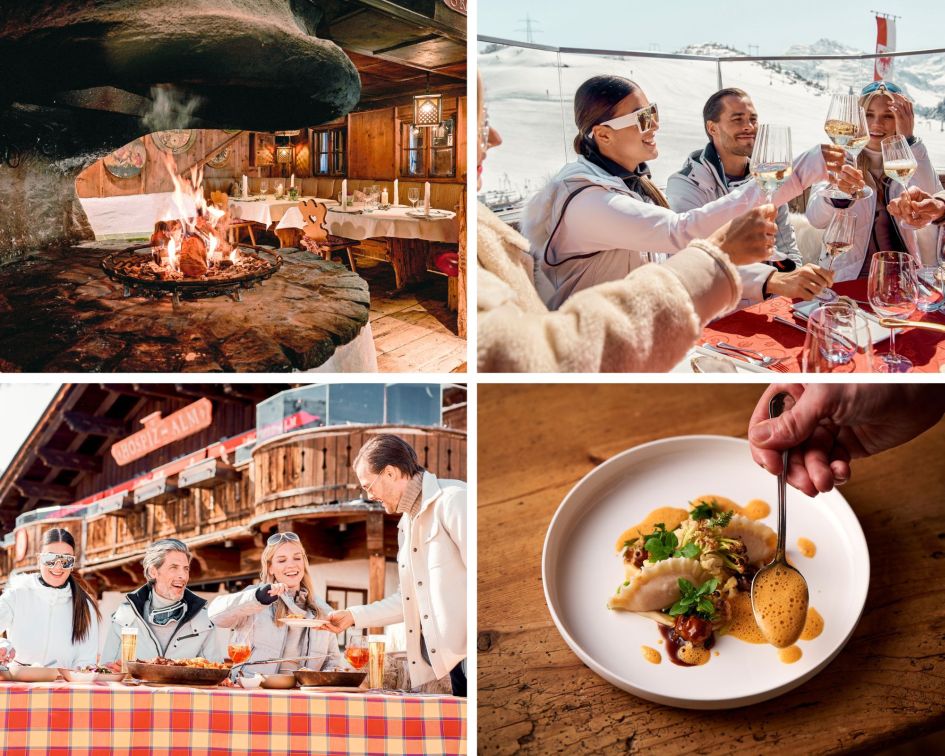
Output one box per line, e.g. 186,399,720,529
542,435,870,709
278,617,329,628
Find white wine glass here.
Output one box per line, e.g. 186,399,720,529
815,209,856,302
823,96,873,206
868,251,918,372
881,135,918,190
260,180,269,196
750,125,792,203
407,187,420,209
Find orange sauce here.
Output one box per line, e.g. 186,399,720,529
677,642,711,666
800,607,824,641
797,537,816,558
751,563,809,648
778,645,802,664
615,507,689,552
692,494,770,521
641,646,661,664
725,592,767,644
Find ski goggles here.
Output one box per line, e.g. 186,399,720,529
598,102,659,134
860,81,903,96
40,552,75,569
149,600,186,626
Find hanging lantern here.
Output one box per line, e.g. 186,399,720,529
412,73,442,127
276,146,293,164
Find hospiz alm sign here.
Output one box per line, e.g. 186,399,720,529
111,399,213,465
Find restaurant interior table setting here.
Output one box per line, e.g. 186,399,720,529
0,0,467,373
0,382,468,755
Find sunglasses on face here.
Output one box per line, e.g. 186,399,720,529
266,532,300,546
480,109,491,152
598,102,659,134
40,553,75,569
861,81,903,96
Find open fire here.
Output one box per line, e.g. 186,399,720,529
101,153,281,302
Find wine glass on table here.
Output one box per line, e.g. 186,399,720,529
823,95,872,208
407,187,420,209
260,180,269,197
801,301,872,372
815,209,855,302
868,250,918,373
750,124,792,203
343,634,369,671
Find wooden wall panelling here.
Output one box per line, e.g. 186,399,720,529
457,96,467,178
348,108,396,179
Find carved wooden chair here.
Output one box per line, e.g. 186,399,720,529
298,199,359,267
209,190,257,246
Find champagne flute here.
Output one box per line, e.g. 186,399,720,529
868,251,918,372
881,135,918,189
750,125,793,203
815,209,855,302
823,96,873,206
407,188,420,209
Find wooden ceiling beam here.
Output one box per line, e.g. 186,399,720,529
342,44,467,82
13,479,75,503
62,410,129,438
350,0,466,43
37,446,102,473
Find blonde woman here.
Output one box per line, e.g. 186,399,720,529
806,81,943,280
208,532,342,673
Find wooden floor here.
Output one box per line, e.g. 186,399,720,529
354,258,466,373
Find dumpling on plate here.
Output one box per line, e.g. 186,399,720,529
608,557,710,612
723,514,776,565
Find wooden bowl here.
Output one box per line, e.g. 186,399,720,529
125,661,230,686
260,673,297,689
294,669,367,688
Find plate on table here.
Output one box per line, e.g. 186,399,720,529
542,435,869,709
278,617,329,628
673,346,774,373
792,299,889,346
405,208,451,219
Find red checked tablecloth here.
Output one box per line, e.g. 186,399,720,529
0,681,466,756
701,278,945,372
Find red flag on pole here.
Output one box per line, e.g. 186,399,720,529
874,15,895,81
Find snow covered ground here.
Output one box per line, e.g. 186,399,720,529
479,43,945,201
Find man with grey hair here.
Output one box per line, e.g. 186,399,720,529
102,538,223,663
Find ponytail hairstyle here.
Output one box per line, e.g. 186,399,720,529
572,75,669,208
42,528,102,644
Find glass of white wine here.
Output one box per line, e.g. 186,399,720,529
750,124,792,203
881,135,918,189
823,95,873,206
815,209,856,302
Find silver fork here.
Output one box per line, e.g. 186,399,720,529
714,342,787,370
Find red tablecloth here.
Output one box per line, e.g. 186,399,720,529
701,279,945,372
0,681,466,756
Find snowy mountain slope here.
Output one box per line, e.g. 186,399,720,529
478,42,945,201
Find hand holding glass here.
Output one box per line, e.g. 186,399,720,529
815,209,855,302
750,125,792,202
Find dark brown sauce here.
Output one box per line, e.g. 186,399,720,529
657,623,715,667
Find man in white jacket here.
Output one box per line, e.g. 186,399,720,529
667,88,833,306
101,538,223,663
326,434,467,696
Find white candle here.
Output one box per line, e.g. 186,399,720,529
276,183,283,196
393,179,399,206
290,173,295,189
241,175,248,199
342,179,348,208
423,181,431,215
381,188,389,206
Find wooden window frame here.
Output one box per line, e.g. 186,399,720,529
398,111,457,179
311,126,347,176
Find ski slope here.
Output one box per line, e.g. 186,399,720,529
478,43,945,201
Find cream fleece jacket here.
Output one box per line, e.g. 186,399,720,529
478,204,742,373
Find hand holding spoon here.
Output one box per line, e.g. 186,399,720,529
750,392,810,648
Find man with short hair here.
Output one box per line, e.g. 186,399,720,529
325,434,467,696
102,538,223,663
668,88,833,305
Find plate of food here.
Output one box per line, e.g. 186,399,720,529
542,435,869,709
125,658,231,686
278,615,329,628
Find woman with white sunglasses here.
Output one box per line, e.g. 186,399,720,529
0,528,101,668
208,531,343,674
523,75,845,309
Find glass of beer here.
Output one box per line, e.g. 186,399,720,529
344,635,369,670
120,627,138,673
367,635,386,689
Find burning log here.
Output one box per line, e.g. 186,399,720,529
179,236,209,278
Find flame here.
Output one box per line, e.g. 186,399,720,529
167,237,178,271
207,233,218,261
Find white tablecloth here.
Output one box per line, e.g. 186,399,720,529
277,204,459,243
229,196,331,227
79,193,198,238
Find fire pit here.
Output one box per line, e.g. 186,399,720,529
102,243,282,303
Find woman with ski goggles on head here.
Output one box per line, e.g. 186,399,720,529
806,80,944,281
521,74,846,310
0,528,101,668
208,531,343,674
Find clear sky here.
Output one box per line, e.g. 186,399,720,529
478,0,945,56
0,384,60,478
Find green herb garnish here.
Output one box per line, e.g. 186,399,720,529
710,510,734,529
668,577,719,620
689,500,720,520
676,542,702,559
643,524,702,562
622,537,638,550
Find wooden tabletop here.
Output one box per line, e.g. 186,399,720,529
478,384,945,755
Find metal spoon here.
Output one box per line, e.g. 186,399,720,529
750,392,810,648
